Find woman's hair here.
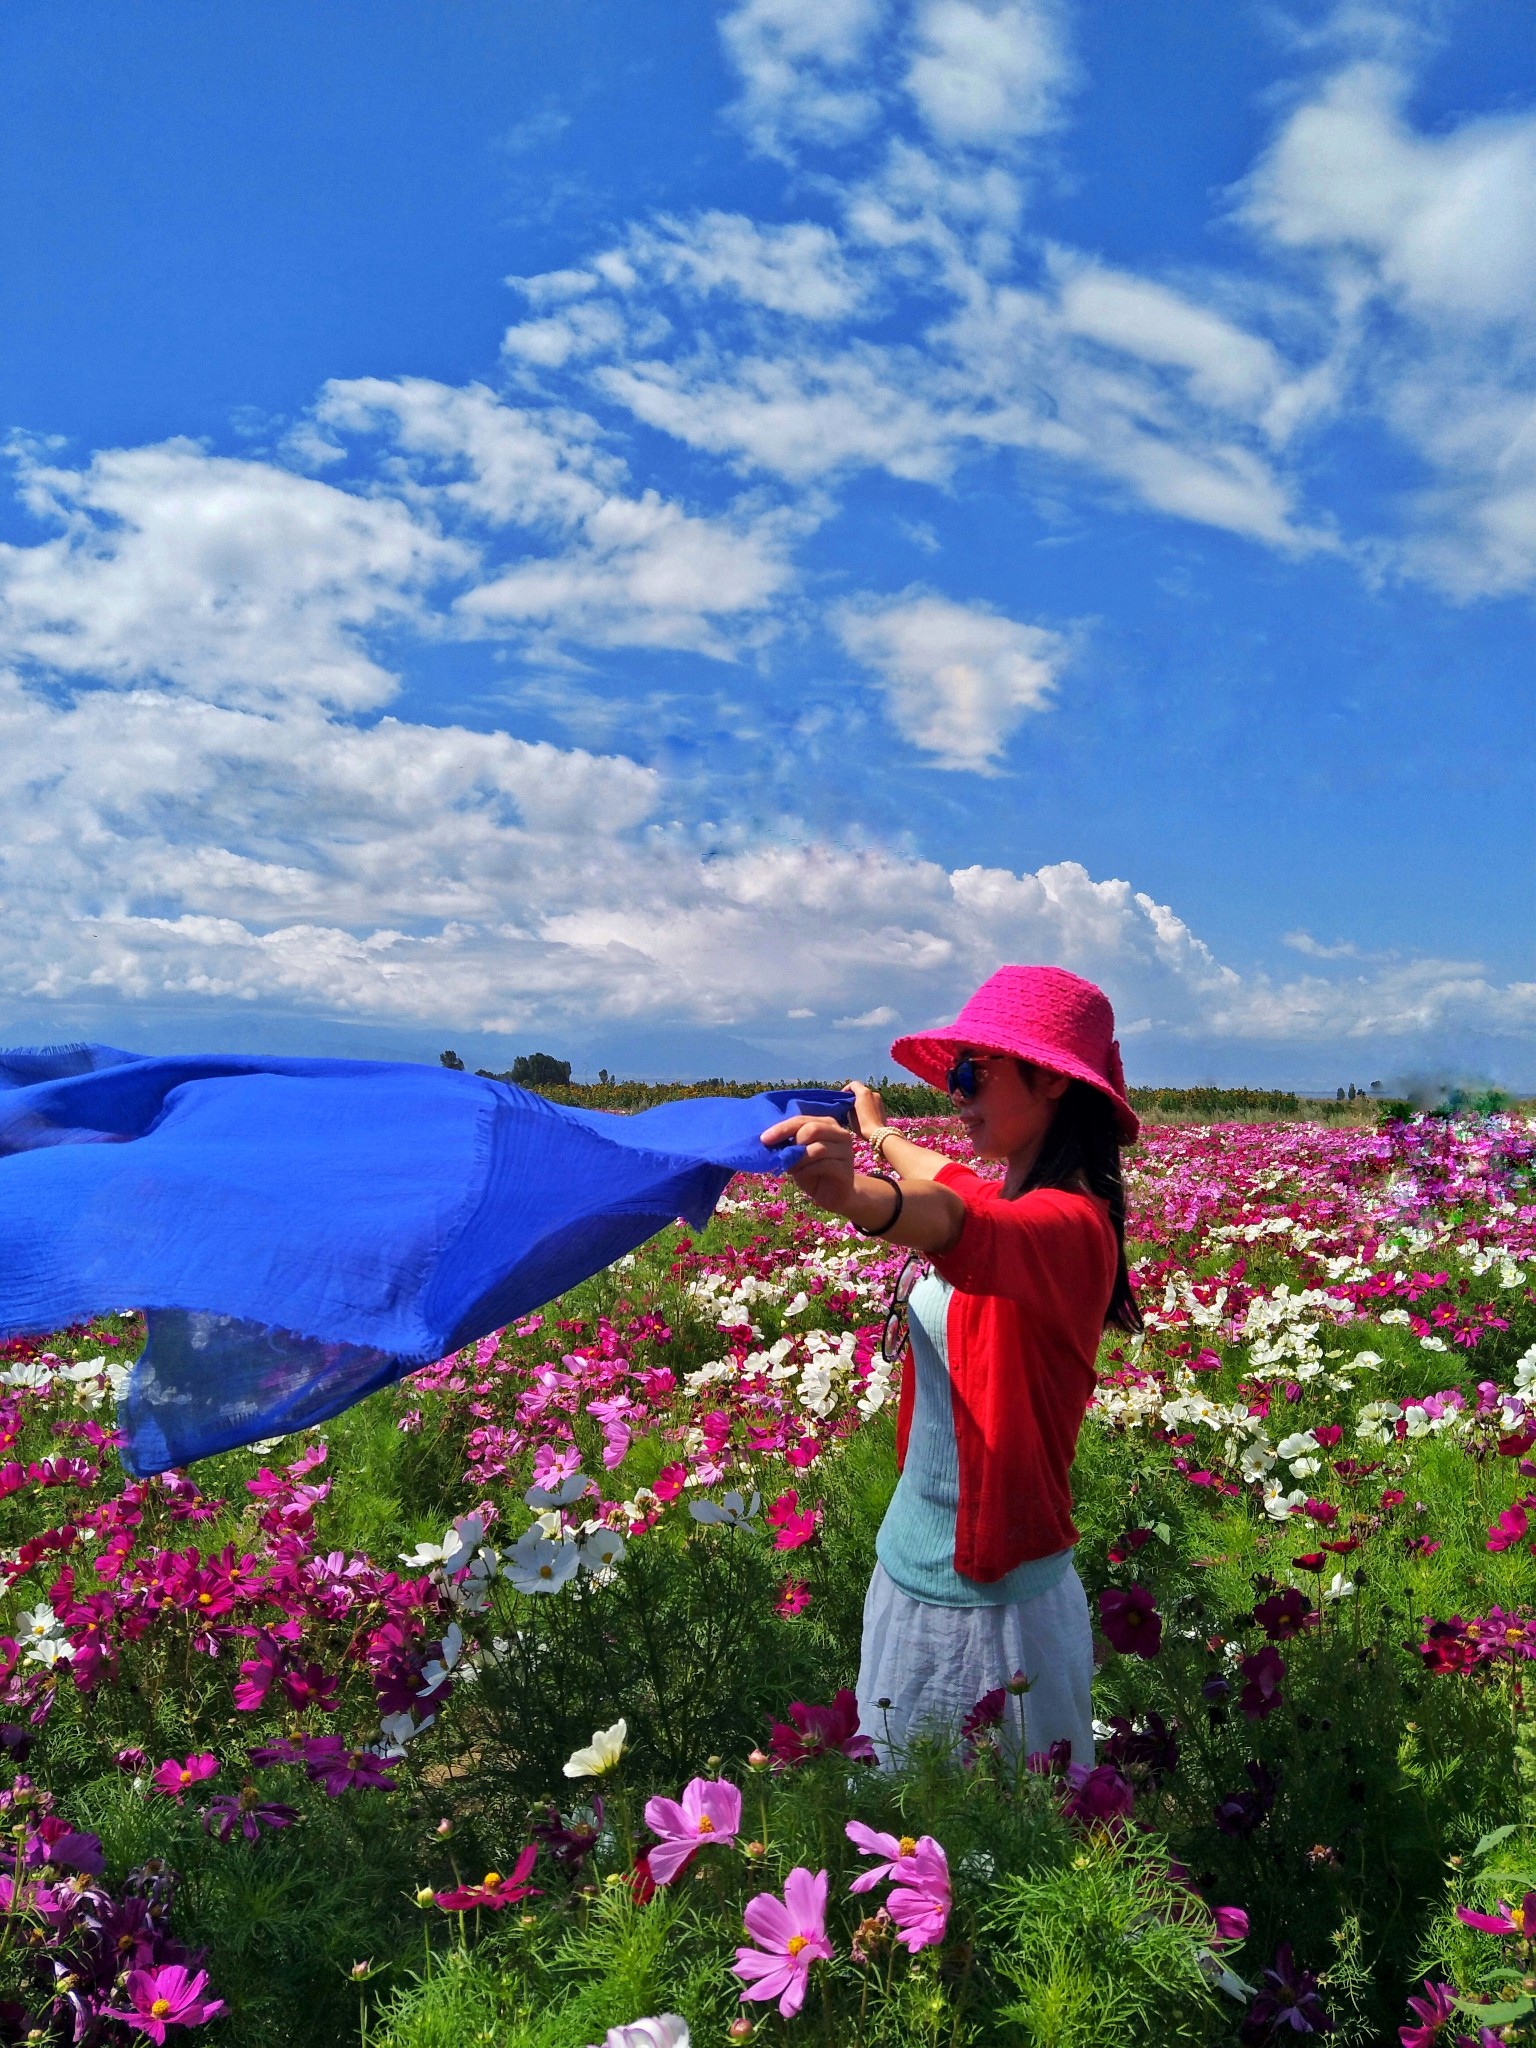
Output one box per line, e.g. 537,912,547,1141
1015,1070,1142,1334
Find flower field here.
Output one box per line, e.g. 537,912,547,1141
4,1108,1536,2045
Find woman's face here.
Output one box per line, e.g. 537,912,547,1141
952,1054,1069,1163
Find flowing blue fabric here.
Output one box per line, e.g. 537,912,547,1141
0,1045,851,1477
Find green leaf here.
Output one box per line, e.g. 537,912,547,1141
1457,1995,1533,2024
1473,1824,1517,1859
1153,1522,1172,1545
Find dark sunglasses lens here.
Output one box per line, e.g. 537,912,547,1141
946,1057,977,1099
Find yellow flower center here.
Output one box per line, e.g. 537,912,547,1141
898,1837,917,1857
483,1872,501,1889
150,2001,172,2019
786,1934,809,1956
697,1815,715,1834
1516,1906,1528,1934
178,1770,191,1786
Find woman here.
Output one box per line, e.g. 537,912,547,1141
760,964,1140,1766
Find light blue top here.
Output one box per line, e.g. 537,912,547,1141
875,1271,1073,1608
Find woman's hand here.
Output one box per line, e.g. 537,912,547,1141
759,1113,857,1214
842,1079,886,1143
759,1112,967,1254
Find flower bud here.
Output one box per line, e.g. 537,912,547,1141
414,1887,436,1908
728,2022,754,2042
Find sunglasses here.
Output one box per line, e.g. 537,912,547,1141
944,1054,1007,1101
879,1253,927,1365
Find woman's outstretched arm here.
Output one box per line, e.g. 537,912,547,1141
758,1112,965,1256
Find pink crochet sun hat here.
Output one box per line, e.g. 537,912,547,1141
890,964,1139,1141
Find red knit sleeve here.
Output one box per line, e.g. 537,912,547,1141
930,1167,1114,1303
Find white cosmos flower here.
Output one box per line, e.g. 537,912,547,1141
23,1636,74,1668
781,1293,809,1319
525,1472,590,1510
503,1527,581,1595
1324,1573,1356,1602
1262,1485,1308,1522
688,1490,760,1527
417,1622,465,1693
579,1527,627,1573
378,1710,431,1757
399,1512,486,1574
590,2018,690,2048
564,1718,628,1779
1289,1457,1321,1479
1276,1432,1319,1462
1239,1441,1277,1482
16,1604,63,1644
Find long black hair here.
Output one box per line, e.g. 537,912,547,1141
1014,1071,1141,1334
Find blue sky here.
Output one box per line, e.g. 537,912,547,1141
1,0,1533,1087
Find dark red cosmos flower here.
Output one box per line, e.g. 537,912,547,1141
434,1842,539,1912
1061,1762,1134,1827
1107,1528,1153,1564
1098,1585,1162,1658
1303,1499,1339,1527
1099,1713,1179,1786
1418,1616,1480,1673
1238,1645,1286,1720
1238,1943,1330,2042
1253,1588,1311,1642
531,1797,603,1869
1313,1425,1343,1449
767,1689,876,1767
1292,1553,1326,1572
1213,1760,1277,1839
1380,1489,1407,1510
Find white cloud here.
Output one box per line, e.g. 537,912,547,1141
905,0,1072,149
1243,62,1536,325
719,0,887,156
313,376,798,656
616,212,867,321
836,591,1065,768
834,1004,899,1026
0,439,465,712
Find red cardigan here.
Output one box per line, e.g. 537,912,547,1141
893,1163,1117,1584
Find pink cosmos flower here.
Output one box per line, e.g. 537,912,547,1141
107,1964,226,2043
845,1819,932,1892
434,1842,540,1912
732,1867,833,2019
1456,1890,1536,1937
150,1754,219,1803
651,1462,688,1503
766,1491,818,1551
887,1843,950,1953
1487,1501,1534,1553
643,1776,742,1885
775,1579,811,1618
1398,1979,1459,2048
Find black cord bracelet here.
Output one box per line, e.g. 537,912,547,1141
859,1170,904,1238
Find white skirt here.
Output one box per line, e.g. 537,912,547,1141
855,1561,1095,1769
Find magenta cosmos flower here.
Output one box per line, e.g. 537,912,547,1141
434,1842,540,1912
150,1755,219,1803
1456,1890,1536,1937
845,1819,933,1892
1098,1585,1162,1658
108,1964,226,2043
732,1867,834,2019
642,1776,742,1885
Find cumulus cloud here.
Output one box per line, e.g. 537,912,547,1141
0,439,465,712
836,591,1065,767
720,0,887,156
904,0,1072,149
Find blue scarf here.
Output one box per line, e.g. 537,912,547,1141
0,1045,848,1476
